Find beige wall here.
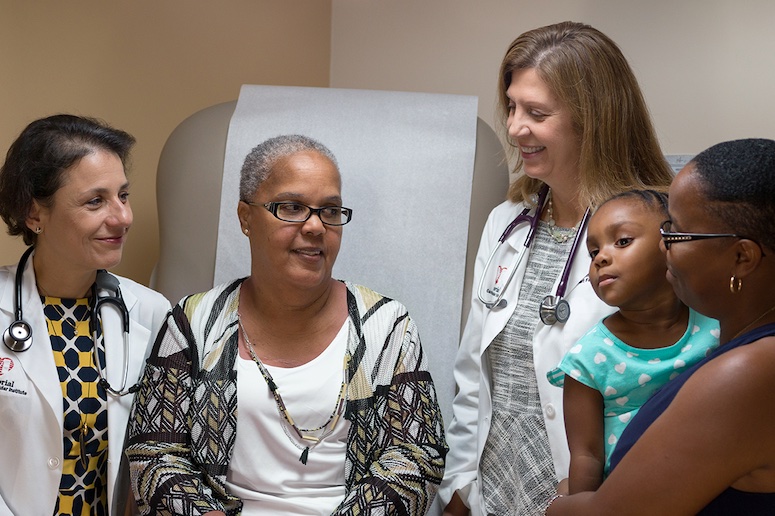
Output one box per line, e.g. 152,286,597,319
0,0,331,283
331,0,775,154
5,0,774,289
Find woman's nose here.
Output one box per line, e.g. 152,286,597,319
507,116,529,140
109,199,133,228
302,211,326,235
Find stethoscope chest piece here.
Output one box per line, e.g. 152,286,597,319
539,295,571,325
3,320,32,352
3,246,136,395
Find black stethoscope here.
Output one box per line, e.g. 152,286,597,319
2,246,138,396
476,185,591,325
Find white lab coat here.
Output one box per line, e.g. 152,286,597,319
0,252,170,515
437,200,615,515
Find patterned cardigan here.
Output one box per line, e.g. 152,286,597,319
125,279,447,515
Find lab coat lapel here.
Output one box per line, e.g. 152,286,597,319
2,253,64,425
479,219,533,350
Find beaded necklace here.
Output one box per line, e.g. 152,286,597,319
545,189,581,244
237,314,349,465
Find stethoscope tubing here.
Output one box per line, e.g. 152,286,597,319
555,207,591,298
91,274,133,395
3,246,135,396
476,186,549,309
2,246,35,352
477,187,591,323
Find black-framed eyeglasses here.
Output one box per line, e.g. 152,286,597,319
659,220,740,250
246,201,353,226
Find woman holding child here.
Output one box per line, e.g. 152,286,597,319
546,138,775,514
548,189,719,493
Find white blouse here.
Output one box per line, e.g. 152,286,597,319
227,321,351,515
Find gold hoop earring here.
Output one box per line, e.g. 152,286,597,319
730,276,743,293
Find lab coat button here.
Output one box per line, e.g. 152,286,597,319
47,457,60,469
544,404,556,419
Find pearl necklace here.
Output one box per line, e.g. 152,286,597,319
545,189,580,244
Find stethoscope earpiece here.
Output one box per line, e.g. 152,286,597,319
3,320,33,352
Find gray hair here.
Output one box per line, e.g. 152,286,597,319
239,134,339,201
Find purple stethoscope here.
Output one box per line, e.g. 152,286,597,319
476,184,591,325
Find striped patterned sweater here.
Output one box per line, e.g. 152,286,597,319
126,279,447,515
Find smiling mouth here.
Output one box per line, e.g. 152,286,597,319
294,249,322,257
521,145,546,154
99,235,125,243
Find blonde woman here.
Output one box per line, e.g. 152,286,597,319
440,21,674,515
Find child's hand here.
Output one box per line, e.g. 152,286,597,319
556,477,570,496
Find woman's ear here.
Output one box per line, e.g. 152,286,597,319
237,201,251,235
25,200,44,234
732,239,764,279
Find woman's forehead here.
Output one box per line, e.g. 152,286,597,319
668,169,717,225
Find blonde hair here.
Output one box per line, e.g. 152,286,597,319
497,21,673,208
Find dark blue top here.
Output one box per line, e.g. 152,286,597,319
609,323,775,514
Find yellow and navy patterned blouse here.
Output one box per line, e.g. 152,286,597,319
43,296,108,516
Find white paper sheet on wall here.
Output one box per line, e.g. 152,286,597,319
666,154,694,174
215,85,479,422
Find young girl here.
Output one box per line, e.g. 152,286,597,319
547,190,719,494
